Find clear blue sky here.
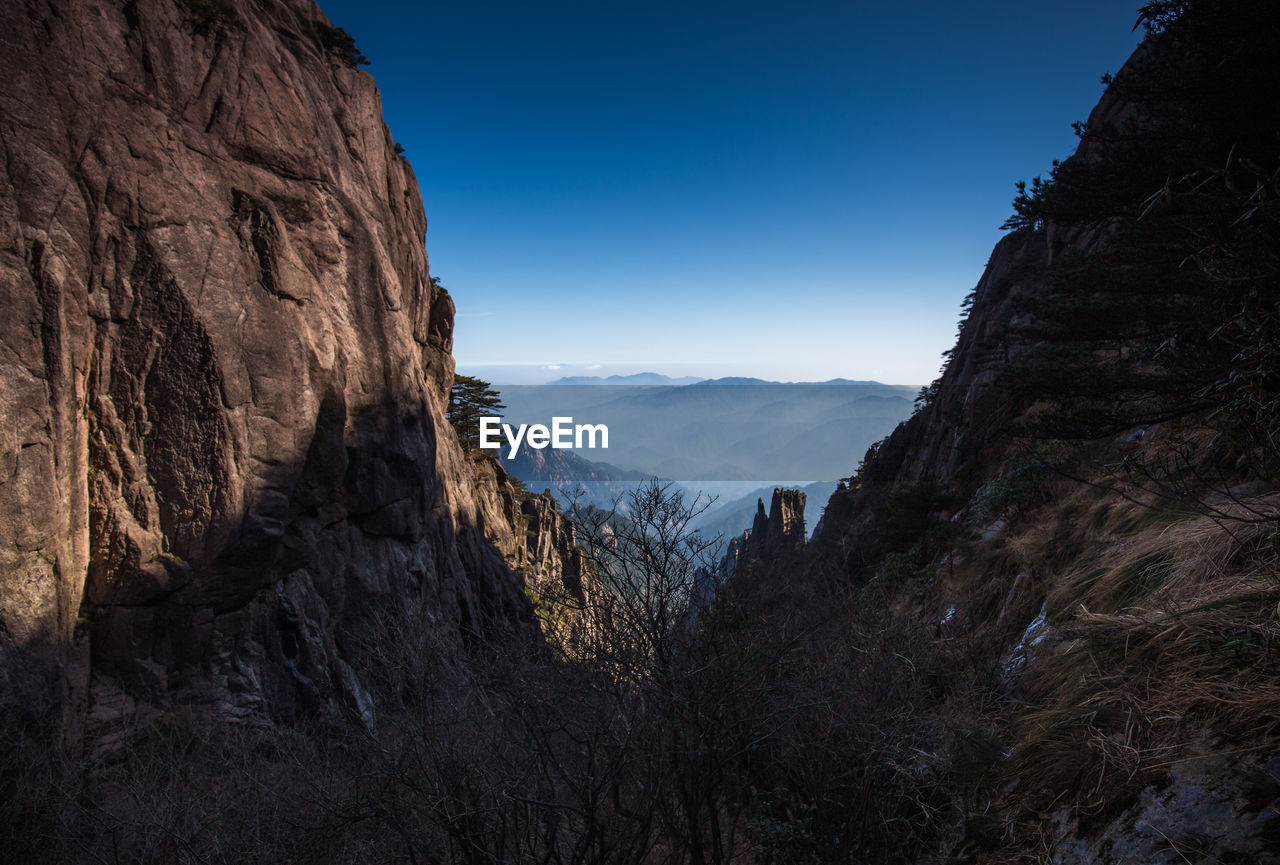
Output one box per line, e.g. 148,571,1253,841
317,0,1143,385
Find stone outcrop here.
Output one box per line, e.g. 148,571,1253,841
0,0,562,737
723,487,806,579
519,492,584,603
469,458,583,603
754,488,806,553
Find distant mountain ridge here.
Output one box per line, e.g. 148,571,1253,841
548,373,705,386
546,373,897,387
693,377,891,386
497,381,917,482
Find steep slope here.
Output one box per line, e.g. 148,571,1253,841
0,0,564,740
791,2,1280,860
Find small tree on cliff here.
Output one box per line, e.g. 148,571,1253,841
448,375,505,450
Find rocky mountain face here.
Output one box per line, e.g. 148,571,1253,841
0,0,571,741
783,5,1280,859
808,94,1138,546
730,5,1280,860
469,456,584,604
720,488,805,580
747,488,806,559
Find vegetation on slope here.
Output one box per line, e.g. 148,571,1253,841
809,0,1280,859
7,1,1280,863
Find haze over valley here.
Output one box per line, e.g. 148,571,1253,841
4,2,1277,863
491,374,915,538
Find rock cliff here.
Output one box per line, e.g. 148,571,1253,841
0,0,567,738
809,40,1169,563
469,458,584,603
722,487,805,580
793,5,1280,859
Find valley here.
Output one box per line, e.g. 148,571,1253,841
2,0,1278,862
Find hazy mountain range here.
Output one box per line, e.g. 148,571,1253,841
548,373,705,386
497,376,914,537
496,377,917,483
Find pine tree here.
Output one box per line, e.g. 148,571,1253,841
448,375,505,450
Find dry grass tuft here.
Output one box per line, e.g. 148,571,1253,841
1049,492,1280,615
1000,486,1280,819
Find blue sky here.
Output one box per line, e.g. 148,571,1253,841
318,0,1143,384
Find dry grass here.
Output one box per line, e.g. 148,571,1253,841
1050,492,1280,614
1072,568,1280,737
995,483,1280,826
896,415,1280,857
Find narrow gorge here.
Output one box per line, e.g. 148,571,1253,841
3,0,1280,863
